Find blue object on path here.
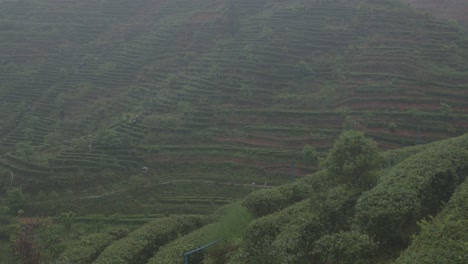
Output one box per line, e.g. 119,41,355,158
184,239,221,264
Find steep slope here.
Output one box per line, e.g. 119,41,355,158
0,0,467,215
402,0,468,26
67,133,466,264
395,178,468,263
220,133,468,263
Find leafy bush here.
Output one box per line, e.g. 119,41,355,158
311,185,359,231
240,199,312,264
302,144,317,167
381,144,427,168
265,185,358,263
382,134,468,168
242,172,327,217
149,204,252,264
148,224,215,264
93,216,205,264
312,231,377,264
322,130,382,190
268,212,326,264
395,179,468,264
58,228,128,264
208,203,253,244
238,181,359,263
355,141,468,244
202,204,253,263
395,216,468,264
6,187,26,215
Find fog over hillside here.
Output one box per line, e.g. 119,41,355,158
0,0,467,263
403,0,468,26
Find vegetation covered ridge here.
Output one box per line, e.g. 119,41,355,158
185,132,467,263
0,0,467,194
0,0,467,262
2,131,467,263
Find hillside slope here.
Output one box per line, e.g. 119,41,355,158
402,0,468,26
0,0,467,215
23,132,465,264
212,133,467,263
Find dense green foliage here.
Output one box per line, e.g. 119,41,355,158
93,216,205,264
148,224,214,264
0,0,467,262
58,228,128,264
208,203,253,244
238,184,359,263
0,0,466,202
6,187,26,215
322,130,382,190
2,132,467,264
231,133,468,263
312,231,376,264
355,134,468,244
242,174,321,217
239,199,314,263
395,179,468,264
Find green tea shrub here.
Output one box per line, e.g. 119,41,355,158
58,228,128,264
6,187,26,215
355,142,468,244
312,231,376,264
239,182,359,263
242,172,327,217
395,180,468,264
93,216,205,264
268,212,326,263
322,130,382,190
267,185,358,263
240,200,312,263
148,224,214,264
311,185,359,231
208,203,253,244
149,204,252,264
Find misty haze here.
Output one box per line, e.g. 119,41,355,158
0,0,467,263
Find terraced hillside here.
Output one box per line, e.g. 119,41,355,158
0,0,467,215
403,0,468,26
5,128,466,263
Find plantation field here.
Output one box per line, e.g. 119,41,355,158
0,0,467,262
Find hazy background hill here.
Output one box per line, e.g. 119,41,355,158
0,0,466,226
0,0,467,263
403,0,468,26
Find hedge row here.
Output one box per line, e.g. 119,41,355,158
395,179,468,264
242,171,328,217
147,224,214,264
93,215,206,264
312,231,376,264
240,199,314,264
355,134,468,244
58,228,128,264
240,184,359,263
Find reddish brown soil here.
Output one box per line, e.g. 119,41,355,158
148,154,276,167
215,136,287,148
17,217,53,226
146,154,310,176
190,11,221,24
190,0,223,24
347,102,438,111
366,127,442,139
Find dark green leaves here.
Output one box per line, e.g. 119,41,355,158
323,130,382,190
